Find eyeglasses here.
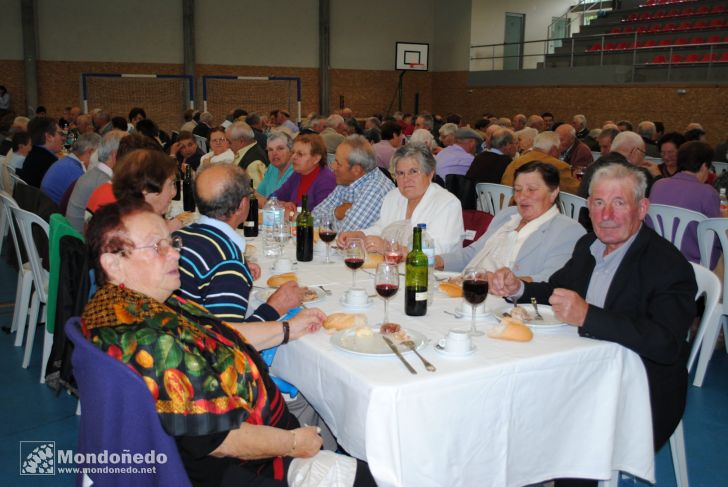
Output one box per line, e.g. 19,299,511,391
118,236,183,257
394,168,424,178
210,138,228,144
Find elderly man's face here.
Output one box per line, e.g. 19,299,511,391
589,177,648,254
598,136,613,156
179,139,197,159
439,132,455,147
556,127,574,153
332,143,361,186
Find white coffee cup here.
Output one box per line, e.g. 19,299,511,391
273,258,293,273
438,329,472,354
345,288,368,306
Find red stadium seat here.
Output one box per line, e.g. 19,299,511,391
616,42,629,50
637,25,649,33
712,5,726,15
674,37,689,45
639,12,652,21
588,43,602,52
644,39,658,47
659,39,673,46
623,25,635,34
604,42,617,51
709,19,724,28
720,52,728,62
654,10,667,18
667,9,680,18
701,53,719,63
635,40,645,48
696,6,709,15
684,53,700,63
651,54,667,64
681,7,695,17
650,24,663,32
626,13,638,22
610,26,622,34
671,53,683,63
707,35,721,44
676,22,691,31
691,36,705,44
625,41,637,49
644,0,656,6
693,20,708,29
663,22,678,31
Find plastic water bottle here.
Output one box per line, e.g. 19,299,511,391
720,188,728,218
263,197,285,256
409,223,435,305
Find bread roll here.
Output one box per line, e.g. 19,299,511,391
488,317,533,342
266,273,298,287
323,313,367,331
439,281,463,298
362,252,383,269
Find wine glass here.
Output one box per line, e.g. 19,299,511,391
384,237,404,265
272,220,291,259
462,267,488,337
318,213,337,264
344,238,366,289
375,262,399,325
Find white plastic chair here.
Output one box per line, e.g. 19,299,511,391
559,192,588,221
0,191,35,349
712,161,728,175
475,183,512,216
695,218,728,386
646,204,707,250
11,205,49,373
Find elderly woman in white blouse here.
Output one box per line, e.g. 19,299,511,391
339,143,464,254
435,161,585,282
198,126,234,171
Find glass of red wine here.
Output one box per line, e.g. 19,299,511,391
462,267,488,337
375,262,399,325
318,213,337,264
344,238,366,289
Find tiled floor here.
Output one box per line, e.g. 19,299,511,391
0,255,725,486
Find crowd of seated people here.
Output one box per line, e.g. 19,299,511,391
4,99,728,486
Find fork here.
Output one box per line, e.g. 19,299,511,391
401,340,436,372
318,285,332,295
530,297,543,320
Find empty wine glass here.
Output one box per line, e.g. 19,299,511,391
375,262,399,325
272,220,291,261
318,213,337,264
344,238,366,289
462,266,488,337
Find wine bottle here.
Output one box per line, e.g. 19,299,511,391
295,194,313,262
242,180,259,237
172,167,181,201
182,165,195,212
405,226,428,316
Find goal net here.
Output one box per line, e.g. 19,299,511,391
81,73,194,134
202,76,301,123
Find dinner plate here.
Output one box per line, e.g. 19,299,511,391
331,327,427,356
493,304,568,330
338,296,373,310
255,287,326,305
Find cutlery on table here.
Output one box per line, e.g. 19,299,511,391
318,285,332,295
530,297,543,320
401,340,436,372
382,335,417,374
444,310,459,318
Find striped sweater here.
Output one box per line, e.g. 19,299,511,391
174,223,278,324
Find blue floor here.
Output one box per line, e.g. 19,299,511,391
0,256,725,486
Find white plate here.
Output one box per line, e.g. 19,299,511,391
338,296,373,310
434,343,476,357
331,327,428,356
493,304,568,330
255,287,326,305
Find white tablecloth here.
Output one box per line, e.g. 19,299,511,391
249,239,655,487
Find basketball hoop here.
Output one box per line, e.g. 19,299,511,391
407,63,425,70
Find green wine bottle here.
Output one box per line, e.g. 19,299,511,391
296,194,314,262
405,226,428,316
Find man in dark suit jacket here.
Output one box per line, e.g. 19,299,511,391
490,163,696,477
465,128,516,183
18,116,63,187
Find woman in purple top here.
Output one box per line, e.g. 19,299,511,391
649,141,721,267
271,133,336,216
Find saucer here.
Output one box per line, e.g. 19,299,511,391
453,307,490,320
434,343,476,357
338,296,373,310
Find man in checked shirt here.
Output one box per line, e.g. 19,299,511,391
312,134,394,232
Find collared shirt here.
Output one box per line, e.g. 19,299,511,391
585,228,641,307
196,215,246,253
312,167,394,232
435,144,475,178
96,161,113,178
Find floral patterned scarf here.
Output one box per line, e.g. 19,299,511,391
81,283,284,437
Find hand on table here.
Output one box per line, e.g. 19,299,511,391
289,426,323,458
548,288,588,327
288,308,326,340
364,236,385,254
248,262,261,280
487,268,521,297
267,281,304,315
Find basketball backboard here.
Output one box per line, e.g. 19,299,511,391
395,42,429,71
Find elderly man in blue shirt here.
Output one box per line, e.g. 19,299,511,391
40,132,101,205
312,135,394,232
434,127,483,179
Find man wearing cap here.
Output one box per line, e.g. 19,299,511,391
434,127,483,179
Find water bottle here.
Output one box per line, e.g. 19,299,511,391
720,188,728,218
263,197,285,256
408,223,435,304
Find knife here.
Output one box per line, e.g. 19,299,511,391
382,335,417,374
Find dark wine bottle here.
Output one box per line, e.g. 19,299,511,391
242,180,258,237
172,167,181,201
296,194,313,262
182,165,195,212
405,226,428,316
